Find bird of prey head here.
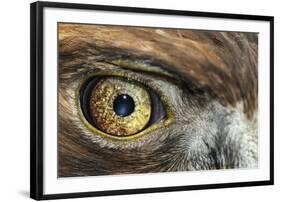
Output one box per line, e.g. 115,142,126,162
58,23,258,177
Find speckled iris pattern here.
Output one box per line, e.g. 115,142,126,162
89,77,152,136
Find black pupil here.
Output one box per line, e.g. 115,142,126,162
113,94,135,117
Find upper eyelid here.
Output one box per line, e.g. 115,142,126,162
76,69,175,110
77,69,171,96
99,59,201,95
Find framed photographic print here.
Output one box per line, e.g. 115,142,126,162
30,1,274,200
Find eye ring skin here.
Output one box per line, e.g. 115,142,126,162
76,70,174,141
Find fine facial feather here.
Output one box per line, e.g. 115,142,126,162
58,23,258,177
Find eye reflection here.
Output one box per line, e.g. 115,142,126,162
80,76,167,138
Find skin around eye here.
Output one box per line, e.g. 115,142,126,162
79,75,168,139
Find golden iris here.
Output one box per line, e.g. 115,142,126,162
89,78,151,136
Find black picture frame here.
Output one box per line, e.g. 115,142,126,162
30,1,274,200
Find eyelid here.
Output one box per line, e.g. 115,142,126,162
76,70,175,141
79,69,174,100
105,58,205,93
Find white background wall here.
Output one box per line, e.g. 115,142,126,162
0,0,279,201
